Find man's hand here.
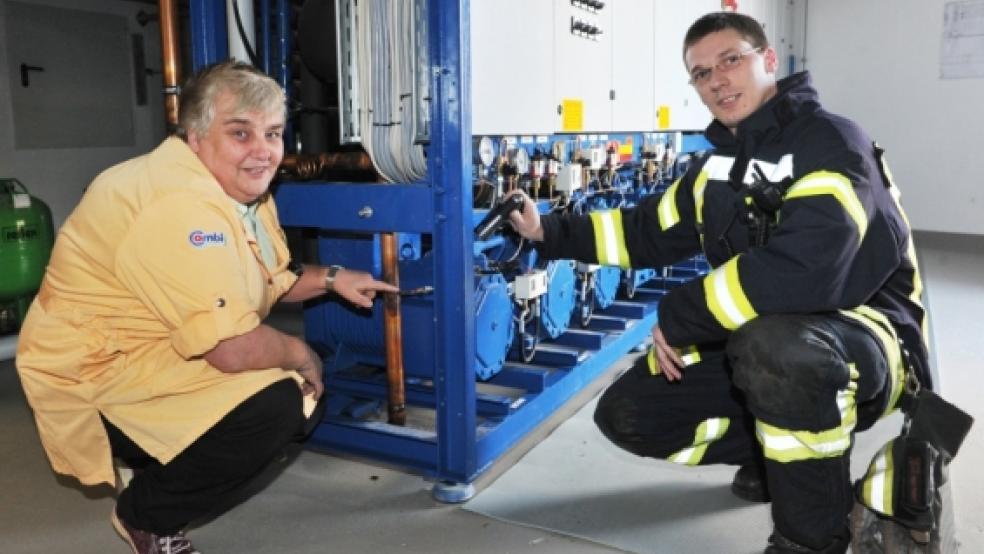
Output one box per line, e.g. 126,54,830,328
505,190,544,241
293,342,325,401
332,268,399,309
652,326,685,382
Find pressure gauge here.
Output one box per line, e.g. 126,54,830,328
510,148,531,175
475,136,495,167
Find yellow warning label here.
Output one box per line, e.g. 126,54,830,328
658,105,671,129
561,99,584,132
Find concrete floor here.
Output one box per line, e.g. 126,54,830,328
1,230,980,553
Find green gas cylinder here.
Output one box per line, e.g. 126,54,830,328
0,178,54,333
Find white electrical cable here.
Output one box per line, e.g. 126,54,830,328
226,0,255,64
355,1,426,184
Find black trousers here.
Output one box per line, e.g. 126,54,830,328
595,313,896,551
104,378,306,535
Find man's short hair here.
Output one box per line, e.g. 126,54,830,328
177,60,286,139
682,12,769,63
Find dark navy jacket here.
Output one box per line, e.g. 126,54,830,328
538,72,931,388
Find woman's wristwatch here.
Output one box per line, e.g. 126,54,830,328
324,265,344,292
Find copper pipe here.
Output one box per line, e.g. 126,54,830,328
158,0,182,132
381,232,406,426
279,152,379,181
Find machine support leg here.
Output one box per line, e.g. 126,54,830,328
432,480,476,503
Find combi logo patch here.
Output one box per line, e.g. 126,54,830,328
189,230,226,247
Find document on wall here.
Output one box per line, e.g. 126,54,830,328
941,0,984,79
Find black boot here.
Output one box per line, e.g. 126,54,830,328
731,463,771,503
764,529,849,554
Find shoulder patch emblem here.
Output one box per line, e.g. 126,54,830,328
188,230,227,248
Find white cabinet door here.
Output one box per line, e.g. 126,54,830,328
652,0,720,131
611,0,656,132
470,0,556,135
553,0,612,133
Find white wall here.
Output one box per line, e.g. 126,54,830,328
799,0,984,235
0,0,164,228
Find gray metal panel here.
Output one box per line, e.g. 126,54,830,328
335,0,361,144
5,1,135,149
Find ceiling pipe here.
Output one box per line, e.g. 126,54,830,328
158,0,182,132
279,152,380,181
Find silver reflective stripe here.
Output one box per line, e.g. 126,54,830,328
739,154,794,184
702,155,735,181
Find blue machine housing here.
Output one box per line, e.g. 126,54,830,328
304,247,513,382
538,260,576,339
593,266,622,310
192,0,715,501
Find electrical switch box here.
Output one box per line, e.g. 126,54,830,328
555,163,583,193
514,271,549,300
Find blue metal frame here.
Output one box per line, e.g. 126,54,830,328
423,0,475,483
188,0,696,493
275,0,291,91
189,0,228,69
259,0,272,74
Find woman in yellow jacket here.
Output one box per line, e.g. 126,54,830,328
16,60,396,554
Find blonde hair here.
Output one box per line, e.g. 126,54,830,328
177,60,286,139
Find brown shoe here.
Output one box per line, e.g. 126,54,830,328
110,508,201,554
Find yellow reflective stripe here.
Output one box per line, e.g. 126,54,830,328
657,178,681,231
703,256,757,330
648,345,699,376
757,422,853,462
757,369,857,462
678,344,701,366
589,210,631,268
839,307,905,417
884,161,930,349
860,441,895,516
840,364,860,430
668,418,731,466
693,172,709,248
693,173,709,227
646,347,660,376
785,171,868,244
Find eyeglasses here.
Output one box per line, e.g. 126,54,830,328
688,47,762,87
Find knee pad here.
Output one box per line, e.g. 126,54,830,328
727,315,851,427
593,371,679,459
593,389,648,454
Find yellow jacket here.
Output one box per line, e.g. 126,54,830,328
16,137,300,486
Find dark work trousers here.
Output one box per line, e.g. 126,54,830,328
595,313,895,552
104,378,306,535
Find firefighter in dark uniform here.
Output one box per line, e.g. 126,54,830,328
508,12,930,554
